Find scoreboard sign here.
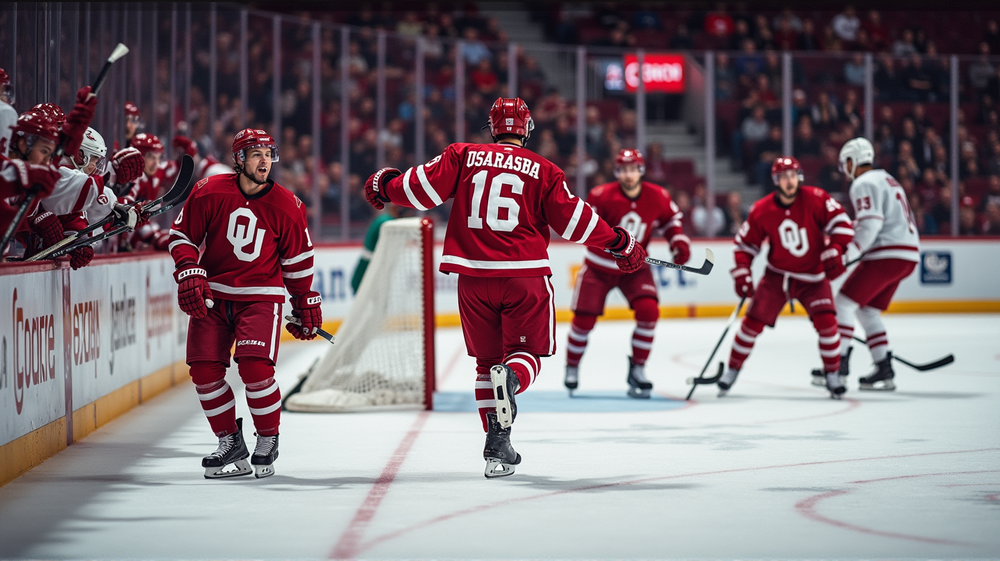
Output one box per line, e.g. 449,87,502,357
623,53,685,93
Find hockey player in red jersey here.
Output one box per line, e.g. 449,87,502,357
364,97,647,478
121,133,173,251
564,148,690,398
719,156,855,398
831,137,920,391
0,113,62,246
169,128,321,479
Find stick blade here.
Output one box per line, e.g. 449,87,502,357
108,43,130,63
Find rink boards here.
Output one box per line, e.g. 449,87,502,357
0,254,188,485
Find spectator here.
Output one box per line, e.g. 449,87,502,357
644,142,669,185
811,91,839,131
672,189,696,237
754,14,776,50
985,19,1000,55
969,42,996,92
754,125,784,186
892,28,918,58
979,174,1000,212
958,196,980,235
704,4,735,41
863,10,890,51
734,39,765,89
772,8,803,33
396,11,424,37
818,144,846,193
986,142,1000,176
897,140,922,180
633,6,662,30
793,116,821,157
910,191,938,234
797,18,819,51
900,118,923,166
773,15,798,50
596,26,633,49
469,58,498,96
902,54,934,101
722,191,747,236
832,6,861,43
691,183,725,237
753,74,780,111
553,116,576,158
839,89,862,129
916,167,944,206
984,202,1000,235
876,123,897,164
670,23,695,50
461,28,491,66
730,19,753,51
930,185,954,231
874,53,901,100
844,53,866,86
734,105,769,169
790,89,809,126
715,53,737,101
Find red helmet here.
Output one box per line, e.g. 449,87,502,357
31,103,65,126
771,156,804,185
11,111,60,148
130,132,164,155
615,148,646,175
125,101,140,119
231,128,279,165
487,97,534,141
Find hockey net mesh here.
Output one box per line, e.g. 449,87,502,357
284,218,429,412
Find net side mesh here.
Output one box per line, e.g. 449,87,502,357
285,218,426,412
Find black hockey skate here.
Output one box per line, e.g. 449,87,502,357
490,364,519,429
202,417,252,479
859,353,895,391
483,413,521,478
626,356,653,399
825,371,847,399
564,365,579,394
717,365,739,397
251,432,279,478
813,346,851,386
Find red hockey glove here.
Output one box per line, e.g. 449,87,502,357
13,160,62,199
30,211,64,249
173,262,213,319
364,167,399,210
172,135,198,158
286,292,323,341
821,244,847,281
731,266,755,298
606,226,648,273
111,147,144,183
60,86,98,159
68,243,94,270
668,233,691,265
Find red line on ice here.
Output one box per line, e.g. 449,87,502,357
356,447,1000,555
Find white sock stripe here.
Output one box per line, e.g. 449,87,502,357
735,330,757,344
476,399,497,408
249,401,281,416
507,358,536,381
475,381,494,389
740,325,761,338
197,383,231,401
245,382,278,400
818,334,840,345
507,351,539,367
819,348,841,358
867,340,888,349
204,398,236,418
568,330,590,342
631,340,653,350
633,327,656,337
566,342,587,354
731,341,753,355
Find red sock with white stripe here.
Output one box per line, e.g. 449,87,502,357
812,312,842,374
728,316,765,371
239,357,280,436
566,314,597,367
190,361,238,437
857,306,889,361
504,351,540,392
630,298,659,365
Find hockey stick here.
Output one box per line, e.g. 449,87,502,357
44,155,195,258
849,335,954,371
646,248,714,276
27,155,194,261
684,296,747,400
1,43,130,257
284,315,335,344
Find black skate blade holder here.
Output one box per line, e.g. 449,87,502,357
284,315,335,344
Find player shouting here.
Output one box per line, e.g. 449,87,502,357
364,97,646,478
831,137,920,391
719,156,855,399
169,128,322,479
564,148,690,398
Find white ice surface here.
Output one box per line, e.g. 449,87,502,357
0,314,998,560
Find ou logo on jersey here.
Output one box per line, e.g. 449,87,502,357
777,218,809,258
618,211,647,243
227,207,266,262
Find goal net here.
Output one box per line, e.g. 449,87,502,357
283,217,435,412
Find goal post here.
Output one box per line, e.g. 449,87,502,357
284,217,436,412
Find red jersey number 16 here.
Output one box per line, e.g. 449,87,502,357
467,170,525,233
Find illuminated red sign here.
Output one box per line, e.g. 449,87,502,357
623,53,685,93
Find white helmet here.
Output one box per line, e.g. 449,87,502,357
838,137,874,180
75,127,107,175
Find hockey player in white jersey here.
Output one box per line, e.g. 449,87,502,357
824,137,920,390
